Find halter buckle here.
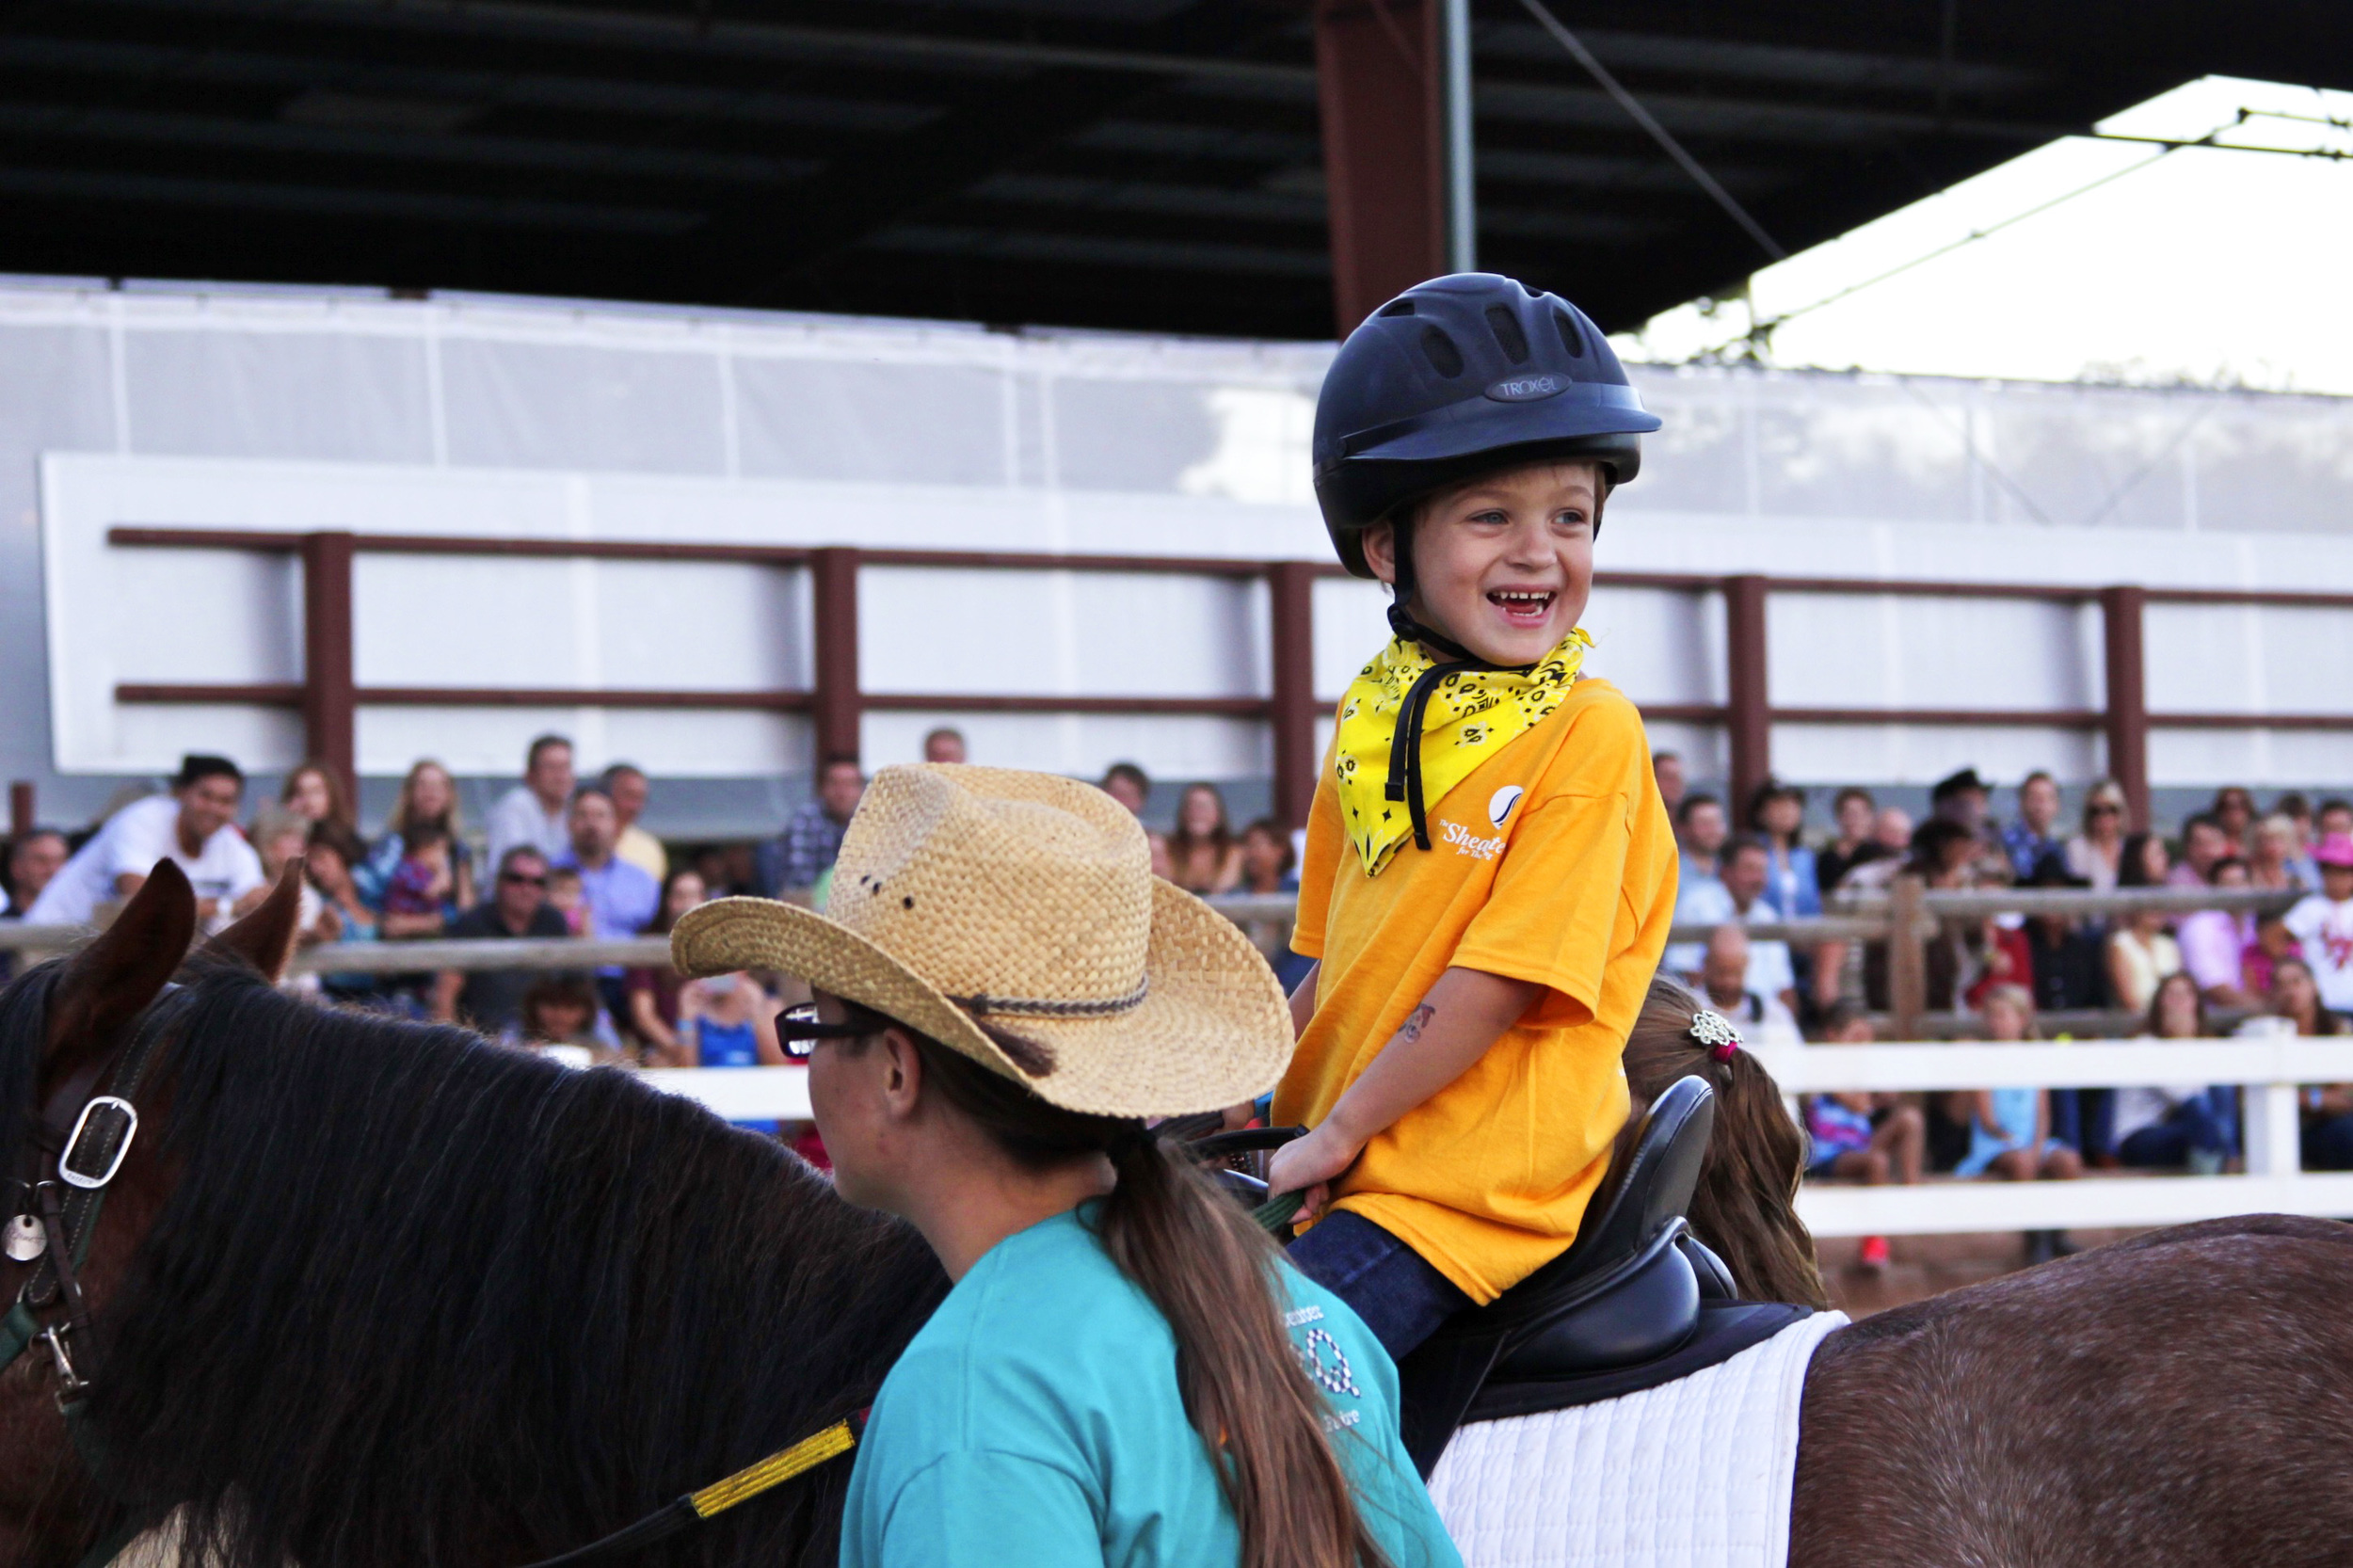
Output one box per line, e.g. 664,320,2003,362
59,1096,138,1192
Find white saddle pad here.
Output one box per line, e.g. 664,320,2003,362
1427,1310,1848,1568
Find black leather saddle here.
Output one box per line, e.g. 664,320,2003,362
1393,1075,1811,1476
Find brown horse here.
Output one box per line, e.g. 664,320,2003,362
7,866,2353,1567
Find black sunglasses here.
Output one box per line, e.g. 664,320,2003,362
776,1002,888,1061
502,871,550,888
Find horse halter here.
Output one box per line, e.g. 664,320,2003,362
2,981,182,1406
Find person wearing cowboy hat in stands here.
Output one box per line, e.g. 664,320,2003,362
672,765,1460,1568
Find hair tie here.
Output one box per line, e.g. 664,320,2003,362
1689,1009,1743,1064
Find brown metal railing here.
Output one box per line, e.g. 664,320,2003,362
82,527,2353,839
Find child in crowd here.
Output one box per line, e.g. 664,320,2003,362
1265,273,1676,1359
517,973,626,1064
1801,1005,1922,1272
546,865,589,936
381,825,455,924
1960,984,2082,1265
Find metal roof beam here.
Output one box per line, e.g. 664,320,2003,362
0,99,812,185
0,163,698,232
0,35,944,133
78,0,1319,86
1475,23,2047,96
1474,76,2077,142
860,223,1330,278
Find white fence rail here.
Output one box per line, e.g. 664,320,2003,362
1753,1039,2353,1237
638,1040,2353,1241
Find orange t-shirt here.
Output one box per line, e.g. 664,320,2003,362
1278,677,1678,1304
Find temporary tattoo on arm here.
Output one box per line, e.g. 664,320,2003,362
1396,1004,1436,1046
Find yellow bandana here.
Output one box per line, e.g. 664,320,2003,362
1334,628,1592,876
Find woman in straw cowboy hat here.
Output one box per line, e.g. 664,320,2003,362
673,765,1460,1568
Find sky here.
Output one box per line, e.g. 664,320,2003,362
1608,76,2353,394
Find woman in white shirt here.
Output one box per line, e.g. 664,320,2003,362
2105,831,2180,1014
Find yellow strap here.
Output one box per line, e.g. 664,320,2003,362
687,1420,858,1519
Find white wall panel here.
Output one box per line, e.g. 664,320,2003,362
16,283,2353,815
1583,586,1721,706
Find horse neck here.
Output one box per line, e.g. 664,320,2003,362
72,973,946,1568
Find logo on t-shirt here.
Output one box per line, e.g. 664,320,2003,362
1439,820,1506,859
1488,785,1525,827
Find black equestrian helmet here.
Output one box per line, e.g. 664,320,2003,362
1312,272,1662,579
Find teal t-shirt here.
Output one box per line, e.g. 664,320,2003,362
840,1207,1462,1568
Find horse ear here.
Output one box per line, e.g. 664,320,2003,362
46,858,198,1071
207,859,306,984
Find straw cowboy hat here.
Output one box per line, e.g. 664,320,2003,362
671,765,1291,1117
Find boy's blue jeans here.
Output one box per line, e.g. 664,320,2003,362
1287,1210,1471,1362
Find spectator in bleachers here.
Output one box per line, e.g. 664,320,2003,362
2115,972,2235,1175
1697,840,1799,1015
1675,791,1727,885
1166,782,1242,896
279,760,357,836
2002,771,2064,880
2276,954,2353,1170
547,866,587,935
303,820,382,1003
487,734,575,874
429,845,568,1035
1929,767,1993,840
601,763,667,883
2178,856,2262,1011
1747,778,1820,920
1802,1006,1923,1272
1697,923,1801,1045
2025,858,2105,1016
625,866,709,1061
248,807,333,951
359,759,474,916
1814,786,1881,896
2,829,68,919
376,825,456,939
1955,985,2083,1269
30,755,265,929
518,972,617,1058
2063,778,2129,891
2106,832,2180,1015
2319,798,2353,845
555,785,661,1022
1870,805,1913,856
2282,833,2353,1020
1651,750,1685,817
759,755,864,896
2250,813,2308,894
923,727,968,764
2211,786,2259,854
1098,761,1152,817
2275,792,2321,886
2244,912,2297,998
2169,812,2232,889
1237,817,1313,995
687,843,759,899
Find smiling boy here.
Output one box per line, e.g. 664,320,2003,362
1265,273,1679,1359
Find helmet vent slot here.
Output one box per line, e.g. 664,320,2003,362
1379,298,1417,316
1419,327,1465,377
1553,309,1585,359
1485,305,1530,365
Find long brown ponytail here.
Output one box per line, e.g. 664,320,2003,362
907,1027,1393,1568
1617,974,1829,1310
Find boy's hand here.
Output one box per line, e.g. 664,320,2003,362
1267,1122,1365,1222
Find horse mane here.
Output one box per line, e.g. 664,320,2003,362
1615,973,1830,1310
61,955,947,1568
